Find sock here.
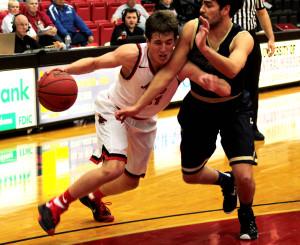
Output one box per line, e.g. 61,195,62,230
89,189,106,200
240,201,253,213
214,170,230,187
55,189,76,209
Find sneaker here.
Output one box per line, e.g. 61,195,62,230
38,200,65,236
253,129,265,141
238,208,258,240
79,196,114,222
221,171,238,214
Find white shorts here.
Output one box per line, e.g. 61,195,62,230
90,91,157,178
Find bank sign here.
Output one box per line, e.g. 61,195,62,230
0,69,37,132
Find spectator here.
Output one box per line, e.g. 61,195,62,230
110,7,144,46
2,0,37,41
24,0,63,46
110,0,149,30
46,0,94,46
13,13,40,53
154,0,182,33
154,0,177,16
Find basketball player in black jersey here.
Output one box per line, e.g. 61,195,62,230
116,0,258,240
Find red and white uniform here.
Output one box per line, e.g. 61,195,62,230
90,43,180,178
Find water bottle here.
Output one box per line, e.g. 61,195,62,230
65,33,72,50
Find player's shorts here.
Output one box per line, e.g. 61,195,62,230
177,90,257,175
90,91,157,178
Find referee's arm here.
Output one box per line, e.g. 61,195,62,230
256,8,275,57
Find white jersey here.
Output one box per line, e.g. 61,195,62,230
91,43,180,177
107,43,180,119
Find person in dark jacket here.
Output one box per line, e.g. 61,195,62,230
13,13,40,53
46,0,94,46
110,8,144,46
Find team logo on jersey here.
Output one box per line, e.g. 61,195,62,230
141,83,167,105
98,114,107,125
141,83,150,90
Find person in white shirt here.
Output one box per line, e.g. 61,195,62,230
2,0,37,40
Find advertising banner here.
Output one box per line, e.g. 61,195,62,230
37,66,121,125
0,69,37,132
260,39,300,87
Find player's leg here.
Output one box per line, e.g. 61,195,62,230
78,106,129,223
100,173,140,195
38,96,127,235
221,94,258,240
102,117,157,192
38,159,125,235
81,117,157,221
233,163,257,240
178,93,237,213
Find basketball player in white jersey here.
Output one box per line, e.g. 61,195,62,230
37,10,231,236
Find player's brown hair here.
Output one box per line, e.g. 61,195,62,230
145,10,178,41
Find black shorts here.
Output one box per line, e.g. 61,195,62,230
178,91,257,175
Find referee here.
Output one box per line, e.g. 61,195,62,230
232,0,275,141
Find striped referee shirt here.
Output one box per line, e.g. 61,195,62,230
232,0,265,31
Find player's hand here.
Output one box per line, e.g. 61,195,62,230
195,16,209,52
200,74,231,97
115,106,140,123
43,66,66,75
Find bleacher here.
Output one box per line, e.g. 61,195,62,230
262,0,300,31
1,0,154,47
1,0,299,47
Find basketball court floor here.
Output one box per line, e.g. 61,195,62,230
0,85,299,245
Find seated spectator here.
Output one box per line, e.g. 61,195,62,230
154,0,177,16
154,0,182,33
46,0,94,47
110,0,149,30
24,0,63,46
110,8,144,46
13,13,40,53
2,0,37,40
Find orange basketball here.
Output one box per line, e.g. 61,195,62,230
37,70,78,112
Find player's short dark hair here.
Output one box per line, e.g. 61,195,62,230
145,10,178,41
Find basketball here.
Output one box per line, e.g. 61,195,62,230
37,70,78,112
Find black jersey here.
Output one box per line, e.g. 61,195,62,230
188,19,247,97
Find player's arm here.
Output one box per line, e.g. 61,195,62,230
178,61,231,97
196,16,254,78
45,44,139,75
115,20,195,121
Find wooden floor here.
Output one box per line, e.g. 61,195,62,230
0,85,299,245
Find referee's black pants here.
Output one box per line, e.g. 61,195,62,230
244,30,262,130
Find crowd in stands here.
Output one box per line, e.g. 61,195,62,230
0,0,299,53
